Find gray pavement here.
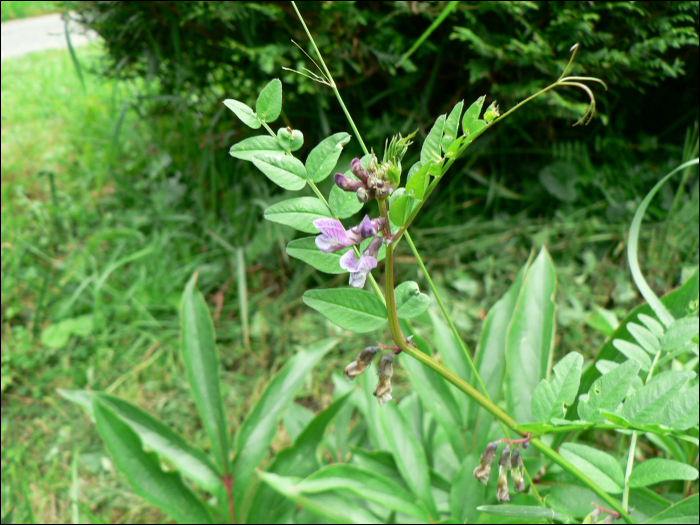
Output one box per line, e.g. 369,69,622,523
1,13,98,60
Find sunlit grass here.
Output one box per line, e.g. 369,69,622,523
0,1,61,22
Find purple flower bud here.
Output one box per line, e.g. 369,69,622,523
350,157,369,183
496,445,511,502
334,173,366,192
473,441,497,485
344,346,378,381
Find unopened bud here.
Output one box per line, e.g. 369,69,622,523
343,346,378,381
350,158,369,183
496,445,511,502
356,187,376,203
473,441,497,485
373,354,394,406
583,508,601,524
510,448,525,492
335,173,366,192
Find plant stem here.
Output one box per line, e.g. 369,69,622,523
222,474,237,524
395,1,459,68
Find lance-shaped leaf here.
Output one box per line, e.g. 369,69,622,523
223,99,260,129
181,272,229,472
628,458,699,488
643,495,698,524
622,370,693,426
252,154,307,191
306,133,352,182
394,281,430,319
231,338,338,520
505,247,556,423
379,402,440,519
612,339,652,371
303,289,387,333
531,352,583,423
229,135,284,161
578,359,641,423
256,78,282,122
421,114,446,164
264,197,332,233
247,391,353,524
462,95,485,134
661,317,699,352
660,384,699,430
257,472,381,524
627,322,660,355
442,100,464,151
559,443,624,494
92,400,214,524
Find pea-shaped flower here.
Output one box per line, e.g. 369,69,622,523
339,236,383,289
313,215,384,254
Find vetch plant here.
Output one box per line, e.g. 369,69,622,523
57,4,698,524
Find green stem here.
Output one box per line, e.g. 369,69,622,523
291,1,368,156
395,1,459,68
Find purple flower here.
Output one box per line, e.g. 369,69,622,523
340,236,382,288
350,158,369,183
334,173,366,192
313,215,385,254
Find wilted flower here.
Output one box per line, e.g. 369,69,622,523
511,447,525,492
313,215,385,253
373,353,394,406
473,441,497,485
496,445,511,502
343,346,378,381
583,508,602,524
340,237,383,288
602,515,616,524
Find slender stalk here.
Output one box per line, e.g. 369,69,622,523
222,474,237,524
395,1,459,68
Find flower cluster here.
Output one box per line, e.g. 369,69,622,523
474,439,529,502
334,157,396,203
343,344,396,406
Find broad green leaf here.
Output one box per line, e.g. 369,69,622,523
400,333,467,461
303,289,387,333
406,160,425,181
470,254,532,429
572,268,699,427
229,135,284,161
621,370,693,426
92,400,214,524
628,458,699,488
297,465,430,521
252,154,307,191
263,197,331,233
643,494,699,524
477,505,570,523
181,273,228,471
286,237,347,274
247,392,353,524
559,443,625,494
628,322,660,354
442,101,464,151
282,402,315,443
661,384,699,430
93,393,222,495
661,317,699,351
306,133,352,182
638,314,665,338
232,338,338,521
578,359,641,423
394,281,430,319
405,161,433,201
388,194,418,226
257,472,381,524
277,127,304,151
613,339,652,371
329,178,363,218
531,352,583,422
379,402,439,519
450,452,487,524
462,95,485,134
505,247,556,423
256,78,282,122
421,114,446,164
223,99,261,129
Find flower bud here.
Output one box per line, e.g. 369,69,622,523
510,448,525,492
350,157,369,183
496,445,511,502
373,353,394,406
343,346,378,381
335,173,366,192
582,508,601,524
356,186,376,203
473,441,497,485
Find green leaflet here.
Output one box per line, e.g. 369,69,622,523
530,352,583,423
223,99,261,129
394,281,430,319
628,458,699,487
661,317,699,351
306,132,352,182
559,443,625,494
643,495,699,524
181,273,229,472
578,359,641,423
389,194,418,226
612,339,652,371
229,135,284,161
263,197,332,233
277,127,304,151
256,78,282,122
621,370,693,426
286,237,348,275
252,153,307,191
441,100,464,151
660,383,699,430
421,114,446,164
462,95,485,134
329,179,363,218
92,400,214,524
627,322,660,354
303,288,387,333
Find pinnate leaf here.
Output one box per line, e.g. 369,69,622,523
421,114,446,164
578,359,640,423
613,339,652,371
531,352,583,422
628,458,698,488
621,370,693,426
559,443,624,494
252,154,307,191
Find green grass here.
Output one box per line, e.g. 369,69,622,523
1,39,697,523
1,1,61,22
